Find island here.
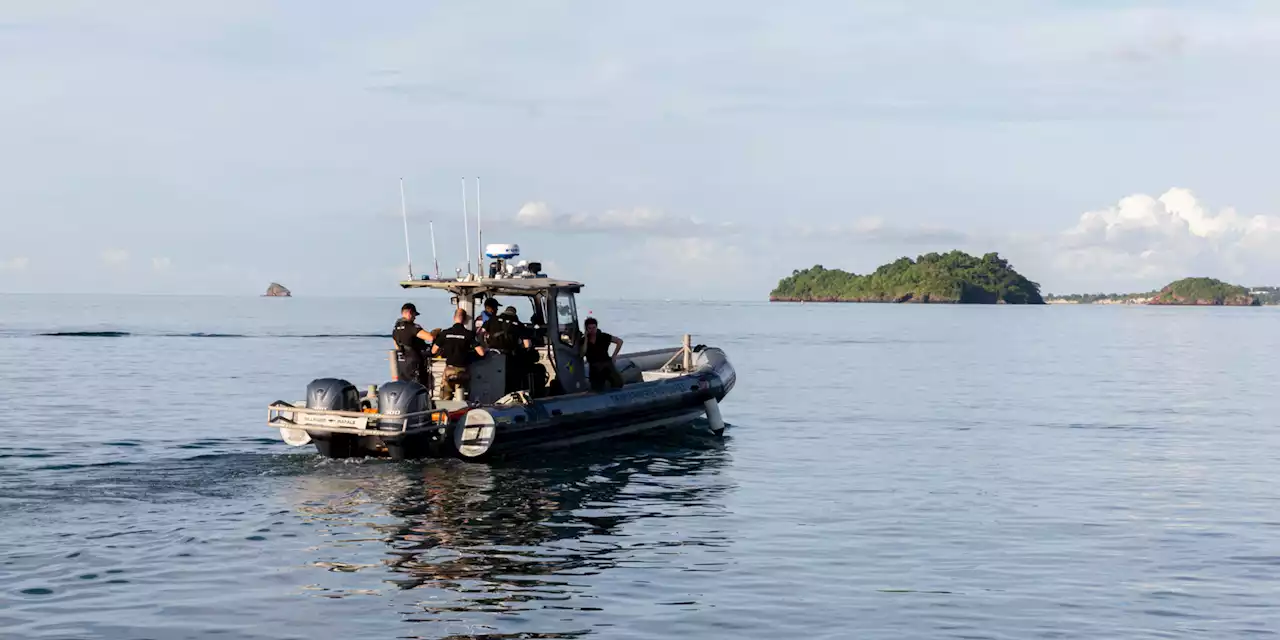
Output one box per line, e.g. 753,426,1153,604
770,251,1044,304
1045,278,1268,306
1149,278,1259,306
263,282,291,297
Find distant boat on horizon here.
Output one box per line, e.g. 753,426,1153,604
263,282,291,297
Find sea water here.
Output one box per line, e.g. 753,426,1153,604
2,294,1279,639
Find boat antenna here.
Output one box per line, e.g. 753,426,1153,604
399,177,413,279
460,177,472,275
476,176,483,277
429,220,440,279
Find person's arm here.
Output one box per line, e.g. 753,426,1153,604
417,328,432,343
431,343,440,356
610,335,623,360
473,344,487,357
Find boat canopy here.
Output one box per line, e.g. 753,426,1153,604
397,277,583,296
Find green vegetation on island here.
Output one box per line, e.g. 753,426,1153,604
771,251,1044,304
1148,278,1259,306
1046,278,1271,306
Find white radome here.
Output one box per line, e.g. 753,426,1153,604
484,243,519,260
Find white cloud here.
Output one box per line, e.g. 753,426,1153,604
1043,188,1280,289
151,257,172,271
792,217,972,245
101,249,130,266
513,202,733,237
775,187,1280,295
515,202,554,227
633,237,747,289
1,256,30,272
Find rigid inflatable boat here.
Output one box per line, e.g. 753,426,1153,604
266,243,735,461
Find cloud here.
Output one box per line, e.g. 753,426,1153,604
773,188,1280,295
1041,188,1280,289
101,249,130,266
793,217,972,245
599,237,749,299
1,256,30,272
648,237,745,272
514,202,734,237
151,257,171,271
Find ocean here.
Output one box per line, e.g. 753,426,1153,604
2,294,1279,639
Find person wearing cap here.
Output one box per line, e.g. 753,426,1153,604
483,306,534,394
392,303,434,387
476,297,500,332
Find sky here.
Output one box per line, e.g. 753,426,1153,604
2,1,1280,299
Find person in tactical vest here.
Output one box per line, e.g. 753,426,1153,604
392,303,433,387
483,306,533,394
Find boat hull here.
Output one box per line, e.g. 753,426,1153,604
459,347,734,460
298,346,735,461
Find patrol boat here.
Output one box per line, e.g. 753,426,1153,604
266,243,736,461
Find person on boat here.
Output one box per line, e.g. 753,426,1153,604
483,306,534,394
528,309,548,348
476,297,500,332
392,303,433,387
432,308,487,401
579,317,624,392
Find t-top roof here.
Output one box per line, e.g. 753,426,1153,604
398,276,583,296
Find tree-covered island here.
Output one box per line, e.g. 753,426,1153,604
1045,278,1266,306
1147,278,1259,306
770,251,1045,304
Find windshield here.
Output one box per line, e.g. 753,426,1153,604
555,292,578,347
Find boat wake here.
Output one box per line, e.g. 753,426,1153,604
34,331,391,339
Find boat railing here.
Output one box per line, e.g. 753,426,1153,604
267,402,452,436
657,334,695,373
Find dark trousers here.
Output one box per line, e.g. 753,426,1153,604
588,359,624,392
503,352,525,394
397,352,430,388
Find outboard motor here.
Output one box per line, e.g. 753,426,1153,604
376,380,432,431
305,378,361,458
306,378,359,411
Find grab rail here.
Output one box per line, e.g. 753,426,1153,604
267,403,451,436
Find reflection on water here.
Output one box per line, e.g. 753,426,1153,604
285,432,734,635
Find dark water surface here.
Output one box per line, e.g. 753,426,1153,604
2,294,1279,639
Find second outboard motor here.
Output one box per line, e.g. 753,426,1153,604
376,380,431,431
306,378,360,411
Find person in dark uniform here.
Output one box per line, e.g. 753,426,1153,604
432,308,487,401
579,317,624,392
527,309,548,348
392,303,433,387
483,306,533,394
476,297,500,333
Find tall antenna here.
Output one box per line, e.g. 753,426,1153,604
399,177,413,279
460,177,472,275
429,220,440,278
476,176,483,277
